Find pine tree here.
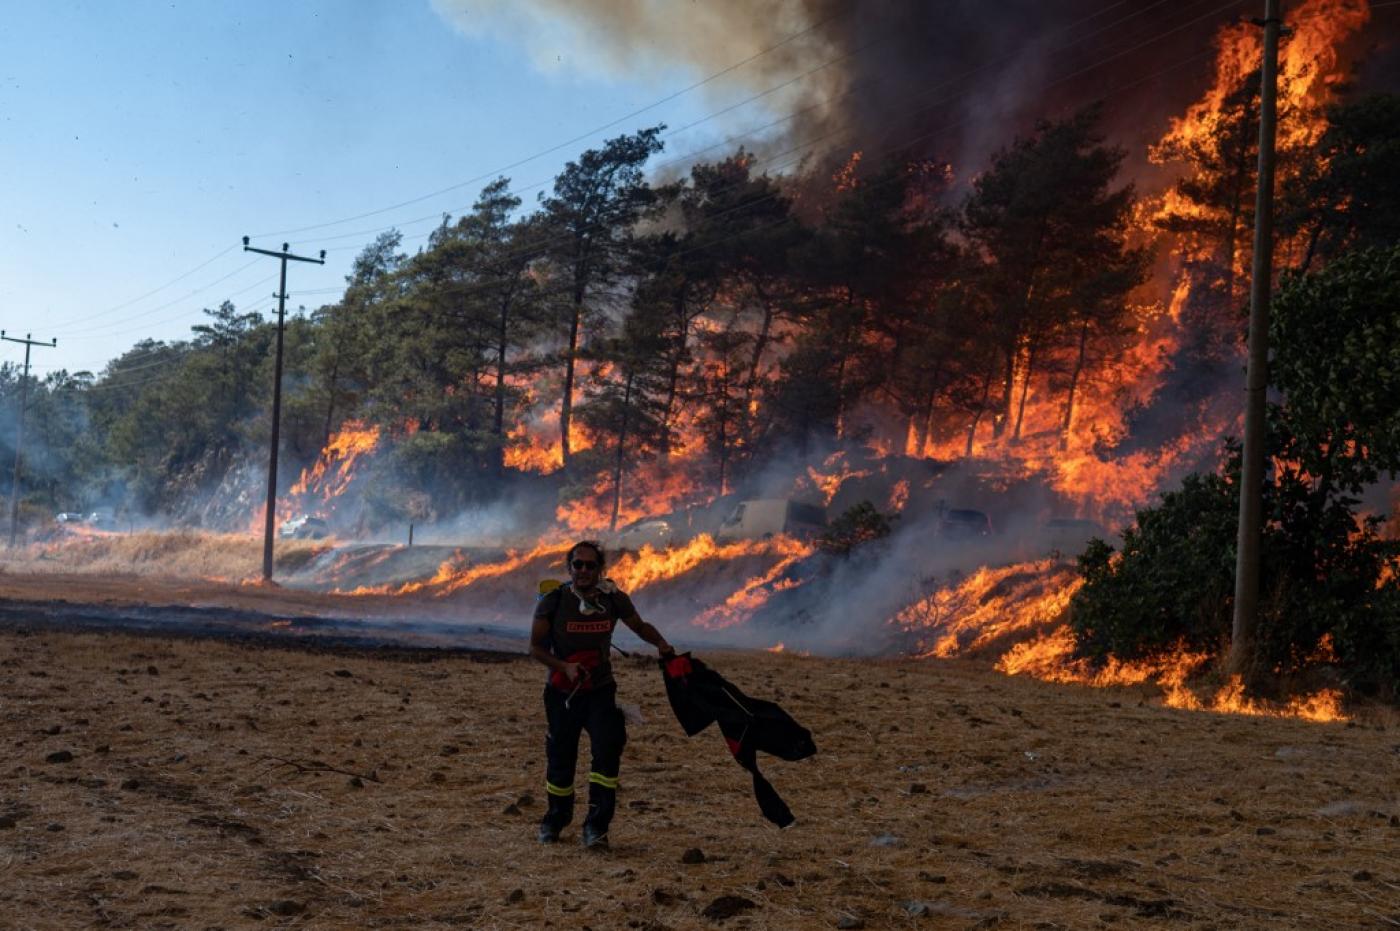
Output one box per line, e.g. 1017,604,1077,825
962,106,1146,445
539,127,665,471
574,300,673,531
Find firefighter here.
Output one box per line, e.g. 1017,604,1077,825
529,540,674,849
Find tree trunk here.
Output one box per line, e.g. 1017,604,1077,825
1296,221,1324,274
1059,319,1091,451
659,288,688,458
560,276,586,470
995,227,1046,439
911,357,944,458
907,408,925,458
965,359,997,458
321,355,340,448
1011,341,1036,443
492,291,510,477
993,332,1018,440
745,280,778,409
833,288,859,438
609,372,634,532
716,379,730,498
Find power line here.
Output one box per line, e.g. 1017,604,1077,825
34,0,1206,344
2,331,57,547
290,0,1183,255
304,0,1243,270
34,16,847,336
60,297,279,391
36,294,280,394
54,0,1334,391
253,9,855,240
55,273,279,340
42,242,242,331
241,238,326,582
44,0,1382,363
49,7,1181,383
49,259,270,337
78,367,186,394
359,0,1249,313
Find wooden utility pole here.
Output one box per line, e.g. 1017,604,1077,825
1229,0,1283,679
2,331,57,547
243,237,325,582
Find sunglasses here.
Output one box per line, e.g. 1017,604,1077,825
571,560,600,570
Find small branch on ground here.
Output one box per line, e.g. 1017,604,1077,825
258,755,381,783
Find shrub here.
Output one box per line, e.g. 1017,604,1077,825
816,501,897,556
1070,443,1400,696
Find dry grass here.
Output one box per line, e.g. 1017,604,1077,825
10,531,326,580
1,626,1395,930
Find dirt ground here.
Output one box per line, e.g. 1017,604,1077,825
0,569,420,621
1,613,1397,931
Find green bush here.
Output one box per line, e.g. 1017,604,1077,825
1072,472,1237,662
816,501,897,556
1071,442,1400,696
1072,247,1400,698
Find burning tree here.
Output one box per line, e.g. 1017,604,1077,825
572,301,674,531
961,105,1149,448
691,327,753,497
1281,93,1400,270
773,157,958,448
308,231,406,451
1072,246,1400,698
538,127,666,471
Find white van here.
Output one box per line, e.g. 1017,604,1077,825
715,499,826,542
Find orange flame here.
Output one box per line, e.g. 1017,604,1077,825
609,534,775,592
889,479,910,512
290,421,381,500
691,536,814,630
895,560,1348,722
806,452,871,507
341,541,570,597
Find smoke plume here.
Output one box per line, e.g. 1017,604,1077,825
432,0,1284,178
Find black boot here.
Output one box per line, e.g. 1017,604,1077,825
581,781,615,849
538,792,574,843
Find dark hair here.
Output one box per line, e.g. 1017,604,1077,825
567,540,605,568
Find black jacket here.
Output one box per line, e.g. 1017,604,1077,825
659,653,816,827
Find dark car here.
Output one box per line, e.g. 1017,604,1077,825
85,508,119,530
938,508,993,538
1042,517,1106,560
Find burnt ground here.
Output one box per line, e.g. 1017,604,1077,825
1,602,1397,929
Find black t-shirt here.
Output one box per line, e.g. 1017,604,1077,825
534,582,640,690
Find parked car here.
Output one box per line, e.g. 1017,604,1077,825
279,515,329,540
84,507,119,530
716,499,827,542
54,512,87,524
610,518,676,552
937,508,993,538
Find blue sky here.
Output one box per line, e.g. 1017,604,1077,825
0,1,790,378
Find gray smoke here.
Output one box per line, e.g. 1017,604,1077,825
431,0,1262,180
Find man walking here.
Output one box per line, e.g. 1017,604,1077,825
530,540,674,849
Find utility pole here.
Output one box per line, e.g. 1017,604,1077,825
1229,0,1283,680
243,237,325,582
2,331,57,548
